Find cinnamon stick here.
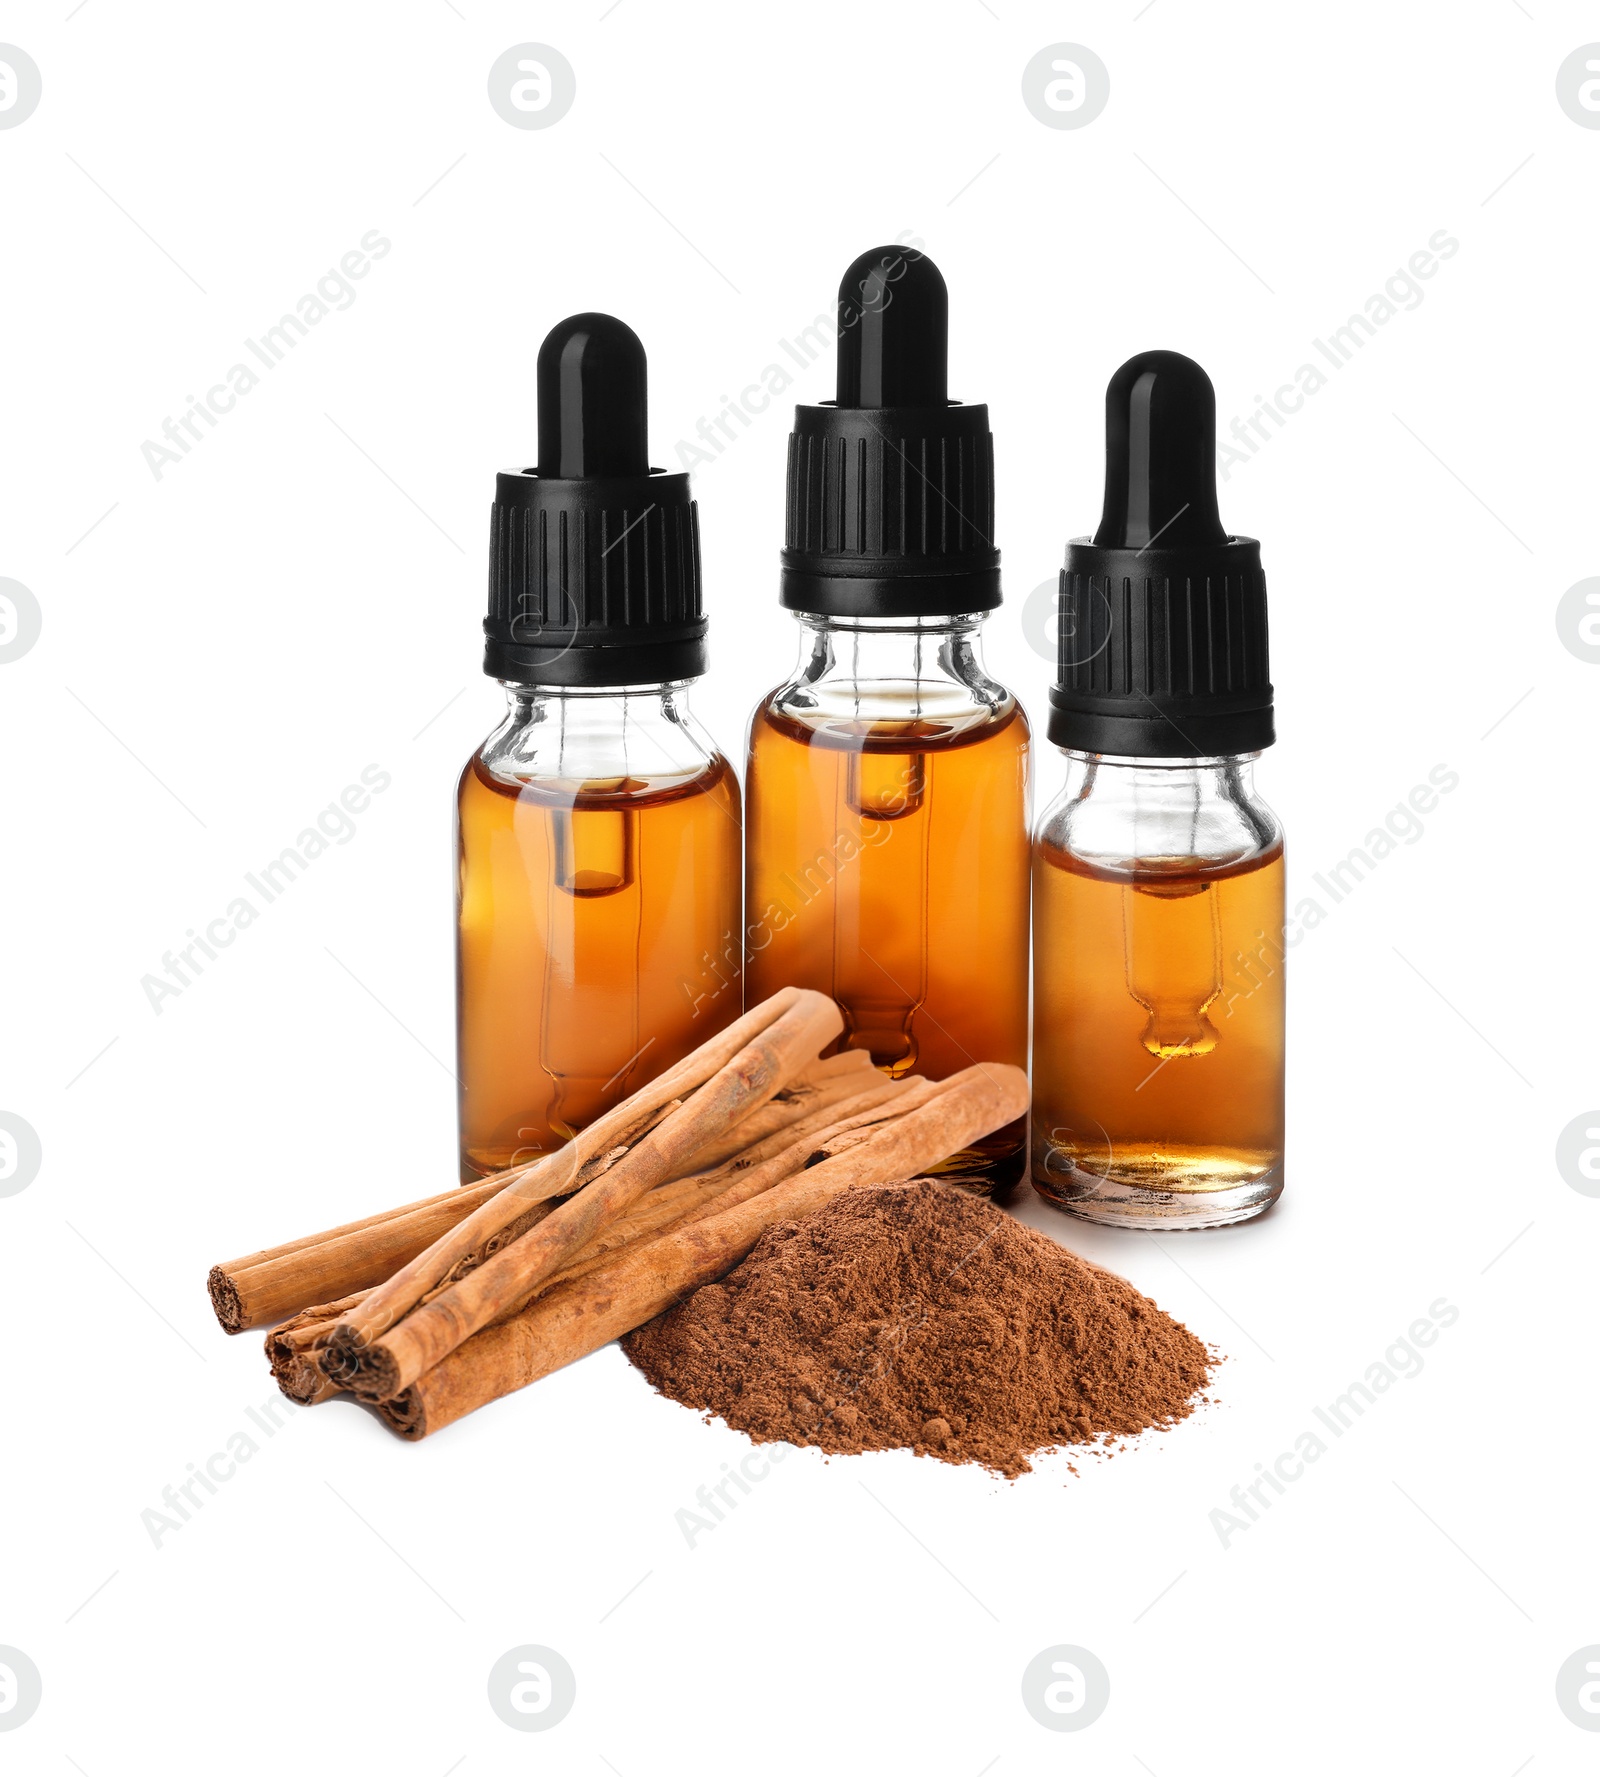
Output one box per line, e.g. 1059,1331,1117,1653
264,1292,368,1404
208,1178,506,1333
261,1176,714,1407
674,1048,879,1172
330,988,843,1400
375,1063,1028,1438
240,988,814,1357
674,1075,937,1225
535,1171,734,1289
268,1082,916,1405
208,1000,859,1335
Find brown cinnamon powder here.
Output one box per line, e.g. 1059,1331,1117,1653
624,1179,1216,1477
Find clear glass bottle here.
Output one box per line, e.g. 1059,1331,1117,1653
1031,349,1284,1228
457,680,740,1179
745,613,1030,1182
745,245,1030,1188
456,311,740,1180
1031,751,1283,1226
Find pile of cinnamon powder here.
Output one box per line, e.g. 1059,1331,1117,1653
624,1179,1215,1477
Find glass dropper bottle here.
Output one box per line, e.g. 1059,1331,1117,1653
744,247,1031,1190
1031,350,1285,1228
455,313,741,1180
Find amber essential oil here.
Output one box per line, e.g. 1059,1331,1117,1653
746,667,1030,1182
1032,830,1285,1216
457,715,740,1177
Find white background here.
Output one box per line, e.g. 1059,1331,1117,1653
2,3,1597,1770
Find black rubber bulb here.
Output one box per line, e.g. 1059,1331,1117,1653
1094,350,1229,550
835,246,949,408
536,312,649,478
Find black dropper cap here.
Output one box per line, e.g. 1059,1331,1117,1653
483,313,706,687
780,247,1000,617
1048,351,1274,757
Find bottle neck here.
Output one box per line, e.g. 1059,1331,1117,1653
501,676,694,712
1067,749,1261,784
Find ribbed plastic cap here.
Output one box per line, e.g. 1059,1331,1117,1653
1049,351,1274,756
780,247,1000,617
484,313,707,687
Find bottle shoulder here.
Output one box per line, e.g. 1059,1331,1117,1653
1036,828,1283,885
1035,756,1281,875
463,746,737,812
758,616,1020,742
752,684,1026,755
464,689,734,806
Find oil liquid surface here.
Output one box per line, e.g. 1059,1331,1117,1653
1031,840,1285,1200
456,753,741,1180
745,697,1030,1184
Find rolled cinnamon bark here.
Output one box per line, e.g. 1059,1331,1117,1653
534,1170,735,1291
265,1177,724,1406
376,1063,1028,1439
675,1048,879,1172
331,989,843,1400
208,995,857,1335
269,1082,922,1405
264,1292,368,1403
324,988,820,1356
208,1178,508,1333
682,1071,911,1182
674,1076,939,1226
